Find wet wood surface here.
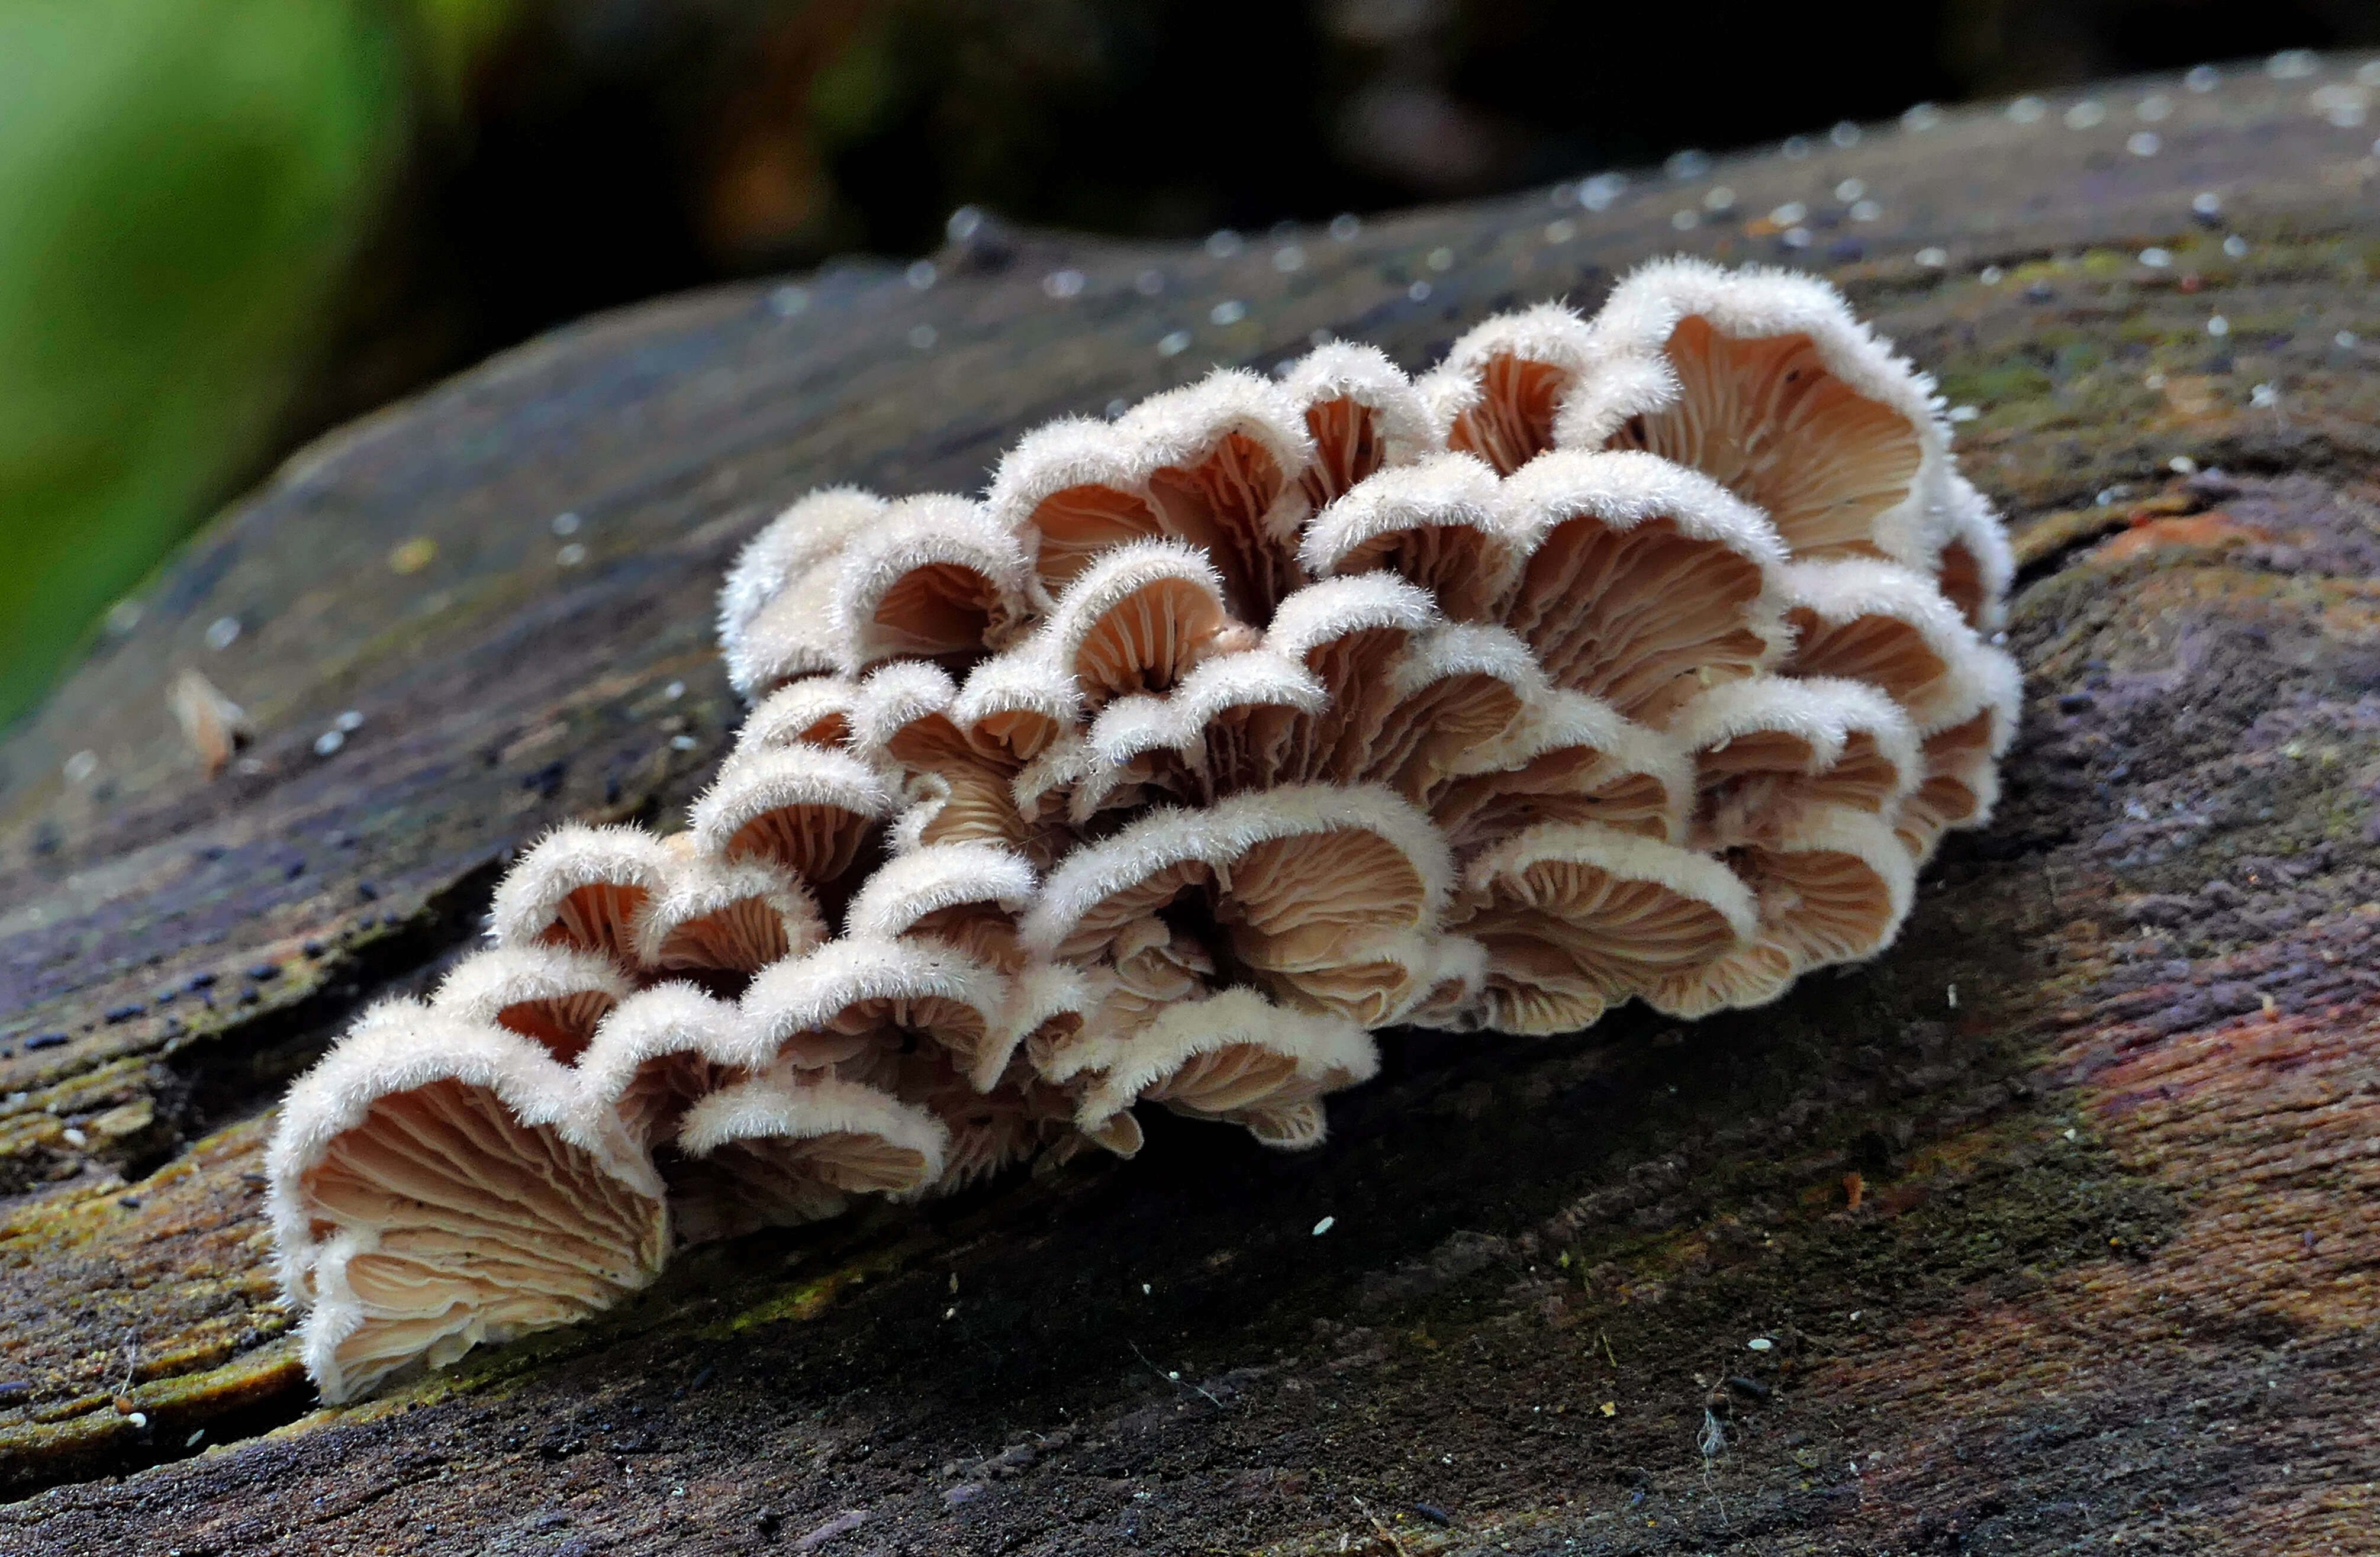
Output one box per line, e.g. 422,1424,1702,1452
4,56,2378,1554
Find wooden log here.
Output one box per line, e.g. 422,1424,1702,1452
5,56,2378,1552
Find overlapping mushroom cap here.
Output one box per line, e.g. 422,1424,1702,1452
273,259,2015,1400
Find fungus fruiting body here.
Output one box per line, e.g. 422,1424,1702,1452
272,259,2014,1400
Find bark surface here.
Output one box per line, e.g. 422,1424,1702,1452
4,58,2378,1555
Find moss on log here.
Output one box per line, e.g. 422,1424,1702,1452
5,57,2380,1553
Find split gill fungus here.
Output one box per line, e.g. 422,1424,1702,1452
269,258,2016,1401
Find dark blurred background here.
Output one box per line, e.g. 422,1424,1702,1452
5,0,2376,728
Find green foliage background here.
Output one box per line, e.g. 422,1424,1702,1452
0,1,438,730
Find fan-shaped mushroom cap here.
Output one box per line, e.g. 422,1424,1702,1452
1644,804,1916,1017
986,415,1168,601
1448,822,1758,1034
430,944,636,1062
1673,676,1922,847
717,488,888,673
1925,473,2015,634
843,840,1039,970
671,1069,948,1242
633,838,828,974
267,1006,666,1403
1354,622,1547,800
720,489,894,699
1278,340,1439,507
574,982,758,1149
971,958,1100,1095
849,659,955,752
948,640,1083,764
1429,689,1690,855
741,934,1010,1079
1493,450,1788,724
690,744,896,885
827,493,1031,675
1893,643,2022,862
1563,257,1950,563
1263,572,1442,778
1418,301,1597,475
737,678,865,760
1043,539,1232,705
1777,557,1993,730
1113,369,1316,619
490,822,678,965
1025,782,1452,1026
1299,453,1514,620
1075,647,1325,816
1046,986,1379,1149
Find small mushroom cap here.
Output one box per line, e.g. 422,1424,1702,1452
690,744,897,885
1403,932,1490,1030
853,658,961,755
1074,646,1325,816
1023,781,1452,965
1264,571,1442,672
430,943,637,1062
1493,450,1788,723
828,493,1030,674
489,821,679,965
575,981,758,1146
1674,675,1922,843
1058,985,1379,1149
1299,453,1513,620
948,639,1084,763
1417,301,1598,475
1925,473,2017,634
985,414,1168,598
1355,621,1547,798
632,843,828,975
1643,802,1915,1017
1114,369,1316,619
672,1069,949,1242
268,1006,666,1402
1278,340,1440,505
1262,573,1442,776
737,678,865,760
1429,688,1690,855
740,934,1011,1078
717,488,889,660
720,488,890,697
1449,821,1759,1034
1777,557,1993,730
1564,256,1948,562
1116,367,1315,491
1043,539,1231,705
1893,643,2021,862
843,839,1039,972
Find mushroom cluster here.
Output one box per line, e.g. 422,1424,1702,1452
271,259,2017,1400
